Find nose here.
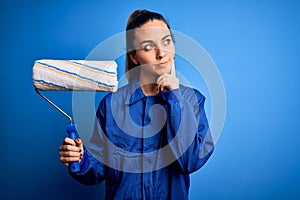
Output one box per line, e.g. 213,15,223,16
156,47,166,60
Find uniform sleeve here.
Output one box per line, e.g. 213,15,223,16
69,99,108,185
69,148,106,185
163,88,214,174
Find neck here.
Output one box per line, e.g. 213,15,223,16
140,83,159,96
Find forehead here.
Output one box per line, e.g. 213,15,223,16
133,20,171,43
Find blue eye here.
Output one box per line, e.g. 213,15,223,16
144,44,154,51
163,39,171,45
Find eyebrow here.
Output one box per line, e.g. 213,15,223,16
139,34,172,45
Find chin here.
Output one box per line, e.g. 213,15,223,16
155,67,171,75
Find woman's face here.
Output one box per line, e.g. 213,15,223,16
130,19,175,77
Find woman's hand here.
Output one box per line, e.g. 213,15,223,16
59,137,83,167
157,69,179,92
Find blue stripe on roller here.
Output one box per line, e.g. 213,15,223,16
33,79,71,91
36,61,116,88
71,61,117,75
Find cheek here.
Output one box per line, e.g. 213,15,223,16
136,51,156,64
166,48,175,58
163,42,175,55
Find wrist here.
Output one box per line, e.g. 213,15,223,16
162,88,183,104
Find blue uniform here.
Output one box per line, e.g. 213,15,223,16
70,79,214,200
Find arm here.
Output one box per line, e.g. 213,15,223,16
156,72,214,174
59,138,106,185
69,147,106,185
163,88,214,174
59,99,108,185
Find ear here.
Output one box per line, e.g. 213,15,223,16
129,51,139,65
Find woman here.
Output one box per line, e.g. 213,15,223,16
59,10,214,200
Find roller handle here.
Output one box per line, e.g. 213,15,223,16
66,124,80,173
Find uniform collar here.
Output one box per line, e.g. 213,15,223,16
124,78,146,105
124,78,167,105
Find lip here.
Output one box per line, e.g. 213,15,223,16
157,61,169,67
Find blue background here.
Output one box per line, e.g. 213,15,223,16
1,0,300,199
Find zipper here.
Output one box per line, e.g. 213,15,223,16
141,97,146,199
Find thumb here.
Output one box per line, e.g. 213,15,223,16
75,138,84,154
75,138,83,148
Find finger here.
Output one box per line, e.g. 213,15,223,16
159,84,164,92
62,137,76,146
157,75,172,85
74,138,83,147
60,150,82,157
157,78,165,91
158,75,179,90
60,156,81,164
170,63,176,78
59,157,70,167
75,138,84,153
157,74,170,85
59,144,81,152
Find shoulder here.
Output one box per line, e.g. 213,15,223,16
98,84,131,109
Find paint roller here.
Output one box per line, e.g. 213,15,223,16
32,59,118,173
